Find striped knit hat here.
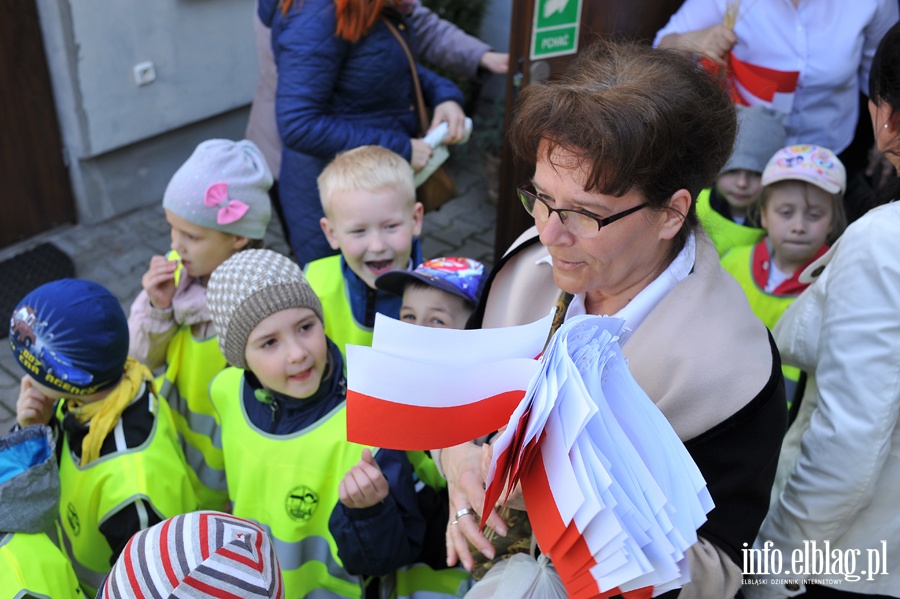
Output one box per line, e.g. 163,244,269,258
98,511,284,598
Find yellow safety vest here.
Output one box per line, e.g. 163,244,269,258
720,245,800,384
210,367,370,598
696,188,765,257
0,532,84,599
305,255,374,359
57,393,200,596
396,452,470,599
158,250,229,511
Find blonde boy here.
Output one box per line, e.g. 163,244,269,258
306,145,424,357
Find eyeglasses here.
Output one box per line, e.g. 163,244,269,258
517,182,648,239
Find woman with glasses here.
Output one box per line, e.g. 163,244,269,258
436,40,787,598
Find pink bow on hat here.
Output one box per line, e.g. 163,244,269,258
205,183,249,225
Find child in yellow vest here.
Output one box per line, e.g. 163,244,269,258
305,145,424,359
128,139,272,510
12,279,198,596
721,145,847,403
327,257,486,598
697,105,786,256
0,425,83,599
207,248,447,598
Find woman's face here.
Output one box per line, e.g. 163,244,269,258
533,143,681,315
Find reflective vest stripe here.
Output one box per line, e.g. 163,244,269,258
58,521,107,594
211,367,369,598
305,256,374,359
257,523,362,597
162,249,228,509
57,395,199,596
405,451,446,491
160,376,228,512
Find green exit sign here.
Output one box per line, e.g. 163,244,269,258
531,0,582,59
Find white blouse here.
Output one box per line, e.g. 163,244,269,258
654,0,898,154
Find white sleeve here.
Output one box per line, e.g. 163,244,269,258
749,207,900,593
859,0,900,94
652,0,725,48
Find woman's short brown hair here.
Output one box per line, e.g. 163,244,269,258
510,40,736,249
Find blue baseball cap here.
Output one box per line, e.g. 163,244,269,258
376,257,485,306
9,279,129,396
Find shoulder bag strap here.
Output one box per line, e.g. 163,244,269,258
383,17,429,135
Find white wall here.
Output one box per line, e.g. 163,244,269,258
36,0,259,222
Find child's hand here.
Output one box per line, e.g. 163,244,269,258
410,138,433,172
16,375,56,428
141,255,178,310
338,448,389,509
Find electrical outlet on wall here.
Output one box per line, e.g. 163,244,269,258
133,61,156,87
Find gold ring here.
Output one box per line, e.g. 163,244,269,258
455,507,476,520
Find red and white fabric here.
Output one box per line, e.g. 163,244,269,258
654,0,898,155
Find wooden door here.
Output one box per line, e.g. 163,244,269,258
0,0,76,248
494,0,685,259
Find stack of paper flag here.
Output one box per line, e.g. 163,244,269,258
346,313,713,598
483,315,713,598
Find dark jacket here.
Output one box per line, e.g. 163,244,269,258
258,0,464,265
328,449,436,577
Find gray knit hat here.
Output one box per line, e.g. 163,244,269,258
163,139,273,239
207,249,323,369
722,106,787,175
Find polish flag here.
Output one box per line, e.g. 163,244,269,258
701,52,800,115
345,313,553,450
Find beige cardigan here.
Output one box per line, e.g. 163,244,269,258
474,227,780,598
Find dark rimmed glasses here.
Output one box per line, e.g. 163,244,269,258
517,182,649,239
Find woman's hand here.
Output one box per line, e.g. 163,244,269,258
480,441,526,511
16,375,55,428
410,138,433,172
479,52,509,75
141,255,178,310
338,448,389,509
443,442,509,571
658,25,737,67
429,101,467,145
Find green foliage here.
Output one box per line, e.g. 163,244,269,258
418,0,503,156
472,97,505,156
419,0,487,37
418,0,490,106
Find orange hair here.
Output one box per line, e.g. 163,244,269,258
280,0,387,43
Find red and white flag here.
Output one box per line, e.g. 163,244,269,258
345,313,552,449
